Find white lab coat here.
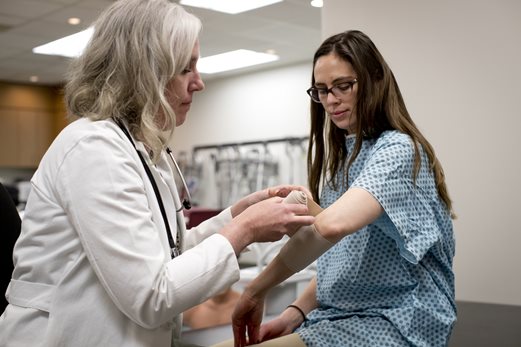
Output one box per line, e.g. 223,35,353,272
0,118,240,347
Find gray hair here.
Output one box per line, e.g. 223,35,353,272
65,0,201,162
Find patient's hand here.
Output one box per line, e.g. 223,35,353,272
231,291,265,347
258,317,293,342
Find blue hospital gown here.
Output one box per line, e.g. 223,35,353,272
296,131,456,347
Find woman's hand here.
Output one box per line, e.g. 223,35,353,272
231,289,307,346
232,291,266,347
257,309,302,342
220,196,315,255
231,185,312,218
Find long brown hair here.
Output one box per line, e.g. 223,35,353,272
307,30,454,217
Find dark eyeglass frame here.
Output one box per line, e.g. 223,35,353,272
306,79,358,103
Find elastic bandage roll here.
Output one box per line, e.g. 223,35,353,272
282,190,322,217
280,191,333,272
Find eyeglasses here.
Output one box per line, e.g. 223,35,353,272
306,79,358,103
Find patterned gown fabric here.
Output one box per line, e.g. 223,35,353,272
296,131,456,347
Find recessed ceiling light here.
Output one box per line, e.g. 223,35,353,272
33,27,94,58
198,49,279,74
67,17,81,25
29,76,39,82
310,0,323,8
180,0,283,14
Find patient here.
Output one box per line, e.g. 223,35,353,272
227,30,456,347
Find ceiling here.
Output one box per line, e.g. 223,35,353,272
0,0,321,86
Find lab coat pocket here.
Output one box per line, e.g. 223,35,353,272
6,279,55,312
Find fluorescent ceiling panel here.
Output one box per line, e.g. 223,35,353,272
198,49,279,74
33,27,93,58
33,29,279,74
180,0,283,14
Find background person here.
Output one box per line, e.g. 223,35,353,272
0,1,314,346
229,30,456,347
0,182,21,313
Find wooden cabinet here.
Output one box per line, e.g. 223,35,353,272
0,83,66,168
0,109,53,167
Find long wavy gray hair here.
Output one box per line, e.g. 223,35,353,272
65,0,201,162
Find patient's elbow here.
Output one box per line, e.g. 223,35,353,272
315,217,360,243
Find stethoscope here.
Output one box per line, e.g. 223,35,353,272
115,119,191,258
166,147,192,212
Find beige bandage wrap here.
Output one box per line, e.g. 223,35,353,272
279,190,333,272
282,190,322,217
277,224,333,272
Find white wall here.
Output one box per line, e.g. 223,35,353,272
170,63,313,153
323,0,521,305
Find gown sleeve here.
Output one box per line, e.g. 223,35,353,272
350,133,442,264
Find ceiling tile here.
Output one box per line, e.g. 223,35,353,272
0,0,321,85
0,0,62,19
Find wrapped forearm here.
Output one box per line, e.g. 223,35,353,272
279,190,332,272
245,191,332,296
277,224,333,272
246,225,333,296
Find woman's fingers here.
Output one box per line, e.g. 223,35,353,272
247,323,260,346
232,321,246,347
267,185,312,199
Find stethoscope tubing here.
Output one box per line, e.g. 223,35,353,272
166,147,192,211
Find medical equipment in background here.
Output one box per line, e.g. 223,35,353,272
177,136,308,210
